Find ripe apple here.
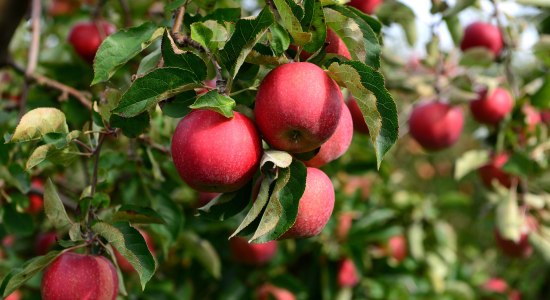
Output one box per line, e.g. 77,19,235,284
48,0,79,16
337,258,359,288
494,217,535,258
470,88,514,125
336,212,355,242
347,97,369,135
113,229,155,273
304,102,353,167
229,237,277,266
35,232,58,255
27,178,44,214
68,21,116,63
482,278,522,300
408,101,464,151
196,79,217,95
541,109,550,124
386,235,407,263
171,109,262,193
41,252,118,300
279,167,335,239
255,62,343,153
5,290,21,300
478,153,516,189
257,284,296,300
460,22,503,57
295,29,351,60
347,0,382,14
522,105,542,132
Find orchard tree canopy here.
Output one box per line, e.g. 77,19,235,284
1,0,550,299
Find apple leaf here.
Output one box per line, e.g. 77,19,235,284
160,90,197,118
189,90,236,118
161,31,207,81
261,150,293,169
92,22,164,85
529,231,550,263
137,47,162,76
408,222,425,260
0,251,65,297
230,175,276,238
376,1,417,46
502,152,539,177
454,149,490,180
273,0,312,46
8,108,68,143
92,221,157,290
301,0,327,54
494,185,522,242
190,20,231,53
151,193,184,240
181,231,221,279
217,7,274,80
26,143,79,170
197,181,253,221
111,205,166,224
459,48,495,67
44,178,74,230
246,44,289,66
110,112,150,138
2,204,35,236
102,244,128,296
112,67,202,118
326,61,398,168
250,160,307,243
532,75,550,109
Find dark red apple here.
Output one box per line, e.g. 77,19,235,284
280,167,335,239
304,102,353,167
68,21,116,63
470,88,514,125
113,229,155,273
347,0,382,14
229,237,277,266
387,235,407,263
257,284,296,300
460,22,503,57
408,101,464,151
337,258,359,288
478,153,515,189
171,109,262,193
27,178,44,214
255,62,343,153
296,29,351,60
35,232,58,255
41,252,118,300
347,97,369,135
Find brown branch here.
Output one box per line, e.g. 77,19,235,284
172,6,185,36
26,0,41,76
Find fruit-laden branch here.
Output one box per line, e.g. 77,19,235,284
0,0,31,67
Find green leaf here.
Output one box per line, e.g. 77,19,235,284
112,67,202,117
301,0,327,54
532,75,550,109
218,7,275,80
165,0,186,11
376,1,417,46
230,175,275,238
93,22,164,85
181,231,221,279
408,223,424,260
534,36,550,66
160,90,196,118
2,204,35,236
325,5,381,68
152,193,183,240
137,48,162,76
190,21,231,53
44,178,73,230
444,15,462,45
161,31,207,81
261,150,293,169
0,250,63,297
189,90,236,118
92,222,157,290
454,149,490,180
495,187,522,242
246,44,290,66
112,205,165,224
9,108,68,143
197,181,253,221
459,48,495,67
269,23,291,56
273,0,312,46
529,231,550,263
251,160,307,243
327,61,398,168
110,112,150,138
502,152,539,177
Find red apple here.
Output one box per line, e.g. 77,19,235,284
255,62,343,153
48,0,80,16
2,235,15,248
541,110,550,124
68,21,116,63
482,278,509,294
478,153,515,189
41,252,118,300
196,79,217,95
387,235,407,263
470,88,514,125
336,212,355,242
460,22,503,57
509,290,522,300
494,219,534,258
408,101,464,151
304,102,353,167
35,232,58,255
229,237,277,266
347,0,382,14
27,178,44,214
280,167,335,239
522,105,542,132
347,97,369,134
113,229,155,273
257,284,296,300
5,290,21,300
337,258,359,288
171,109,262,193
296,29,351,60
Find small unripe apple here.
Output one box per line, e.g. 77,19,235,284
257,284,296,300
114,229,155,273
280,167,335,239
478,153,515,189
347,0,382,14
460,22,503,57
41,252,119,300
408,101,464,151
304,102,353,167
229,237,277,266
35,232,58,255
470,88,514,125
494,217,535,258
28,178,44,214
347,97,369,135
255,62,343,153
5,290,21,300
171,110,262,193
387,235,407,263
337,258,359,288
68,21,116,63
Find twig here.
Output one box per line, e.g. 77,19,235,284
138,136,170,155
27,0,41,77
118,0,132,27
172,6,185,36
90,134,106,196
73,139,93,153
